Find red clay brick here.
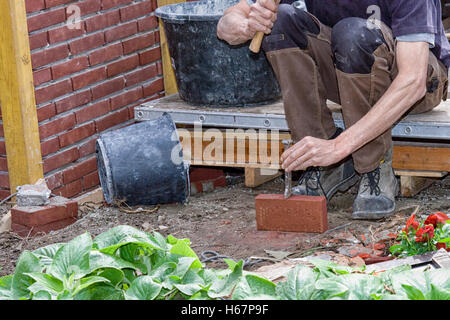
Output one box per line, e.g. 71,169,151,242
45,0,73,8
110,86,143,110
51,56,89,80
85,9,120,33
83,170,100,189
94,108,129,132
35,79,73,105
137,16,158,32
26,0,45,13
12,217,77,237
0,157,8,172
59,122,96,148
41,136,60,156
34,68,52,87
11,198,78,227
62,179,84,198
72,67,107,91
125,64,157,87
104,21,137,43
27,8,66,32
139,47,161,65
46,171,64,190
91,77,125,100
106,54,139,77
255,194,328,233
75,100,110,123
122,32,156,55
43,147,79,173
63,157,97,184
78,0,102,15
55,90,92,114
39,113,76,139
69,32,105,55
31,44,69,69
142,77,164,97
190,168,224,182
29,32,48,51
0,173,10,188
119,1,153,21
48,24,85,44
102,0,134,10
88,42,123,66
78,138,97,157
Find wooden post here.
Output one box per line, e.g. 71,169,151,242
157,0,185,95
0,0,44,193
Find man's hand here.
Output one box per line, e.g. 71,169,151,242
248,0,280,35
281,136,348,172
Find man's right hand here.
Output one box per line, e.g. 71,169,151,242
248,0,280,35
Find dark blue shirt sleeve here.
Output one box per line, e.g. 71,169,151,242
389,0,438,37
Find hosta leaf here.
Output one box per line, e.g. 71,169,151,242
72,276,111,296
169,239,202,269
11,251,42,300
316,274,384,300
32,243,65,269
429,284,450,300
89,250,138,272
94,225,162,255
208,260,244,298
125,276,162,300
232,274,277,300
95,268,124,286
275,265,320,300
25,272,63,294
48,232,92,280
74,283,124,300
0,275,13,300
401,284,425,300
32,291,52,300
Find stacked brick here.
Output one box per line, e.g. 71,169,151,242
0,0,165,200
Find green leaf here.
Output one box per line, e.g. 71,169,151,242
32,243,65,269
401,284,425,300
208,260,244,299
169,239,202,269
0,275,13,300
89,250,138,272
275,265,321,300
95,268,124,287
11,251,42,300
316,274,384,300
72,276,111,296
429,284,450,300
125,276,163,300
32,291,52,300
25,273,63,294
94,225,162,255
74,283,124,300
48,232,93,280
232,274,277,300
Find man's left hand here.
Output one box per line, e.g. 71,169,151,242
281,136,348,172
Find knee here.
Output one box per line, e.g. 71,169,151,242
331,17,385,73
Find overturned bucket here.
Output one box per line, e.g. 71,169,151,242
96,113,190,206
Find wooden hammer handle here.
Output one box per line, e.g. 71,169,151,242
249,31,265,53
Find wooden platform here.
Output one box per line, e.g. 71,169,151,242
135,94,450,196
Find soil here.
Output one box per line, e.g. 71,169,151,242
1,170,449,277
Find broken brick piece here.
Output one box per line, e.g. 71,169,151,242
255,194,328,233
11,217,77,237
11,196,78,228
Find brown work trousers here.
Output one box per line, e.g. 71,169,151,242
265,13,449,174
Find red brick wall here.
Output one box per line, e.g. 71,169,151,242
0,0,164,199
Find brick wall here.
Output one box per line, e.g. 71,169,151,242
0,0,165,199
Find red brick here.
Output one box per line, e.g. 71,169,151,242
83,170,100,189
11,197,78,227
142,77,164,97
26,0,45,13
59,122,96,147
63,157,97,184
69,32,105,55
110,86,143,110
95,108,129,132
78,0,102,15
35,79,73,105
102,0,134,10
107,54,139,77
34,68,52,87
62,179,84,198
75,100,110,123
84,9,120,33
91,77,125,100
45,0,73,8
78,138,97,157
255,194,328,233
0,141,6,157
119,1,153,21
125,64,157,87
72,67,107,91
12,217,77,237
51,56,89,80
55,90,92,114
29,32,48,51
0,173,10,188
122,32,156,55
27,8,66,32
41,136,60,156
139,47,161,65
39,113,76,139
137,16,158,32
190,168,224,182
43,147,79,173
46,171,63,190
104,21,137,43
48,23,85,44
0,157,8,172
88,42,123,66
31,44,69,69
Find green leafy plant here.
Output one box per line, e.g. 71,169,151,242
390,212,450,258
0,225,449,300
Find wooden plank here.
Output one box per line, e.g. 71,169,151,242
394,170,447,178
392,146,450,172
245,168,282,188
157,0,184,95
399,176,434,198
0,0,44,193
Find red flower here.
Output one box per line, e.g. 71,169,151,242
437,243,450,252
403,214,420,233
424,212,449,228
415,225,435,243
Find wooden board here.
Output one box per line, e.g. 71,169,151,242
0,0,44,192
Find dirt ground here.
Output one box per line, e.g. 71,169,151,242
1,170,449,277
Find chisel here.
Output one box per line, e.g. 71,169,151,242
282,139,294,199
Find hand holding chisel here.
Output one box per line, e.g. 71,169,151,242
282,140,294,199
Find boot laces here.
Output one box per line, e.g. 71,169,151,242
364,167,381,196
298,167,326,195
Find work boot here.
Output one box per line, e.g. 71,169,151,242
292,157,359,201
352,145,399,220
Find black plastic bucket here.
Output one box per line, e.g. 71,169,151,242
96,113,190,206
155,0,281,107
